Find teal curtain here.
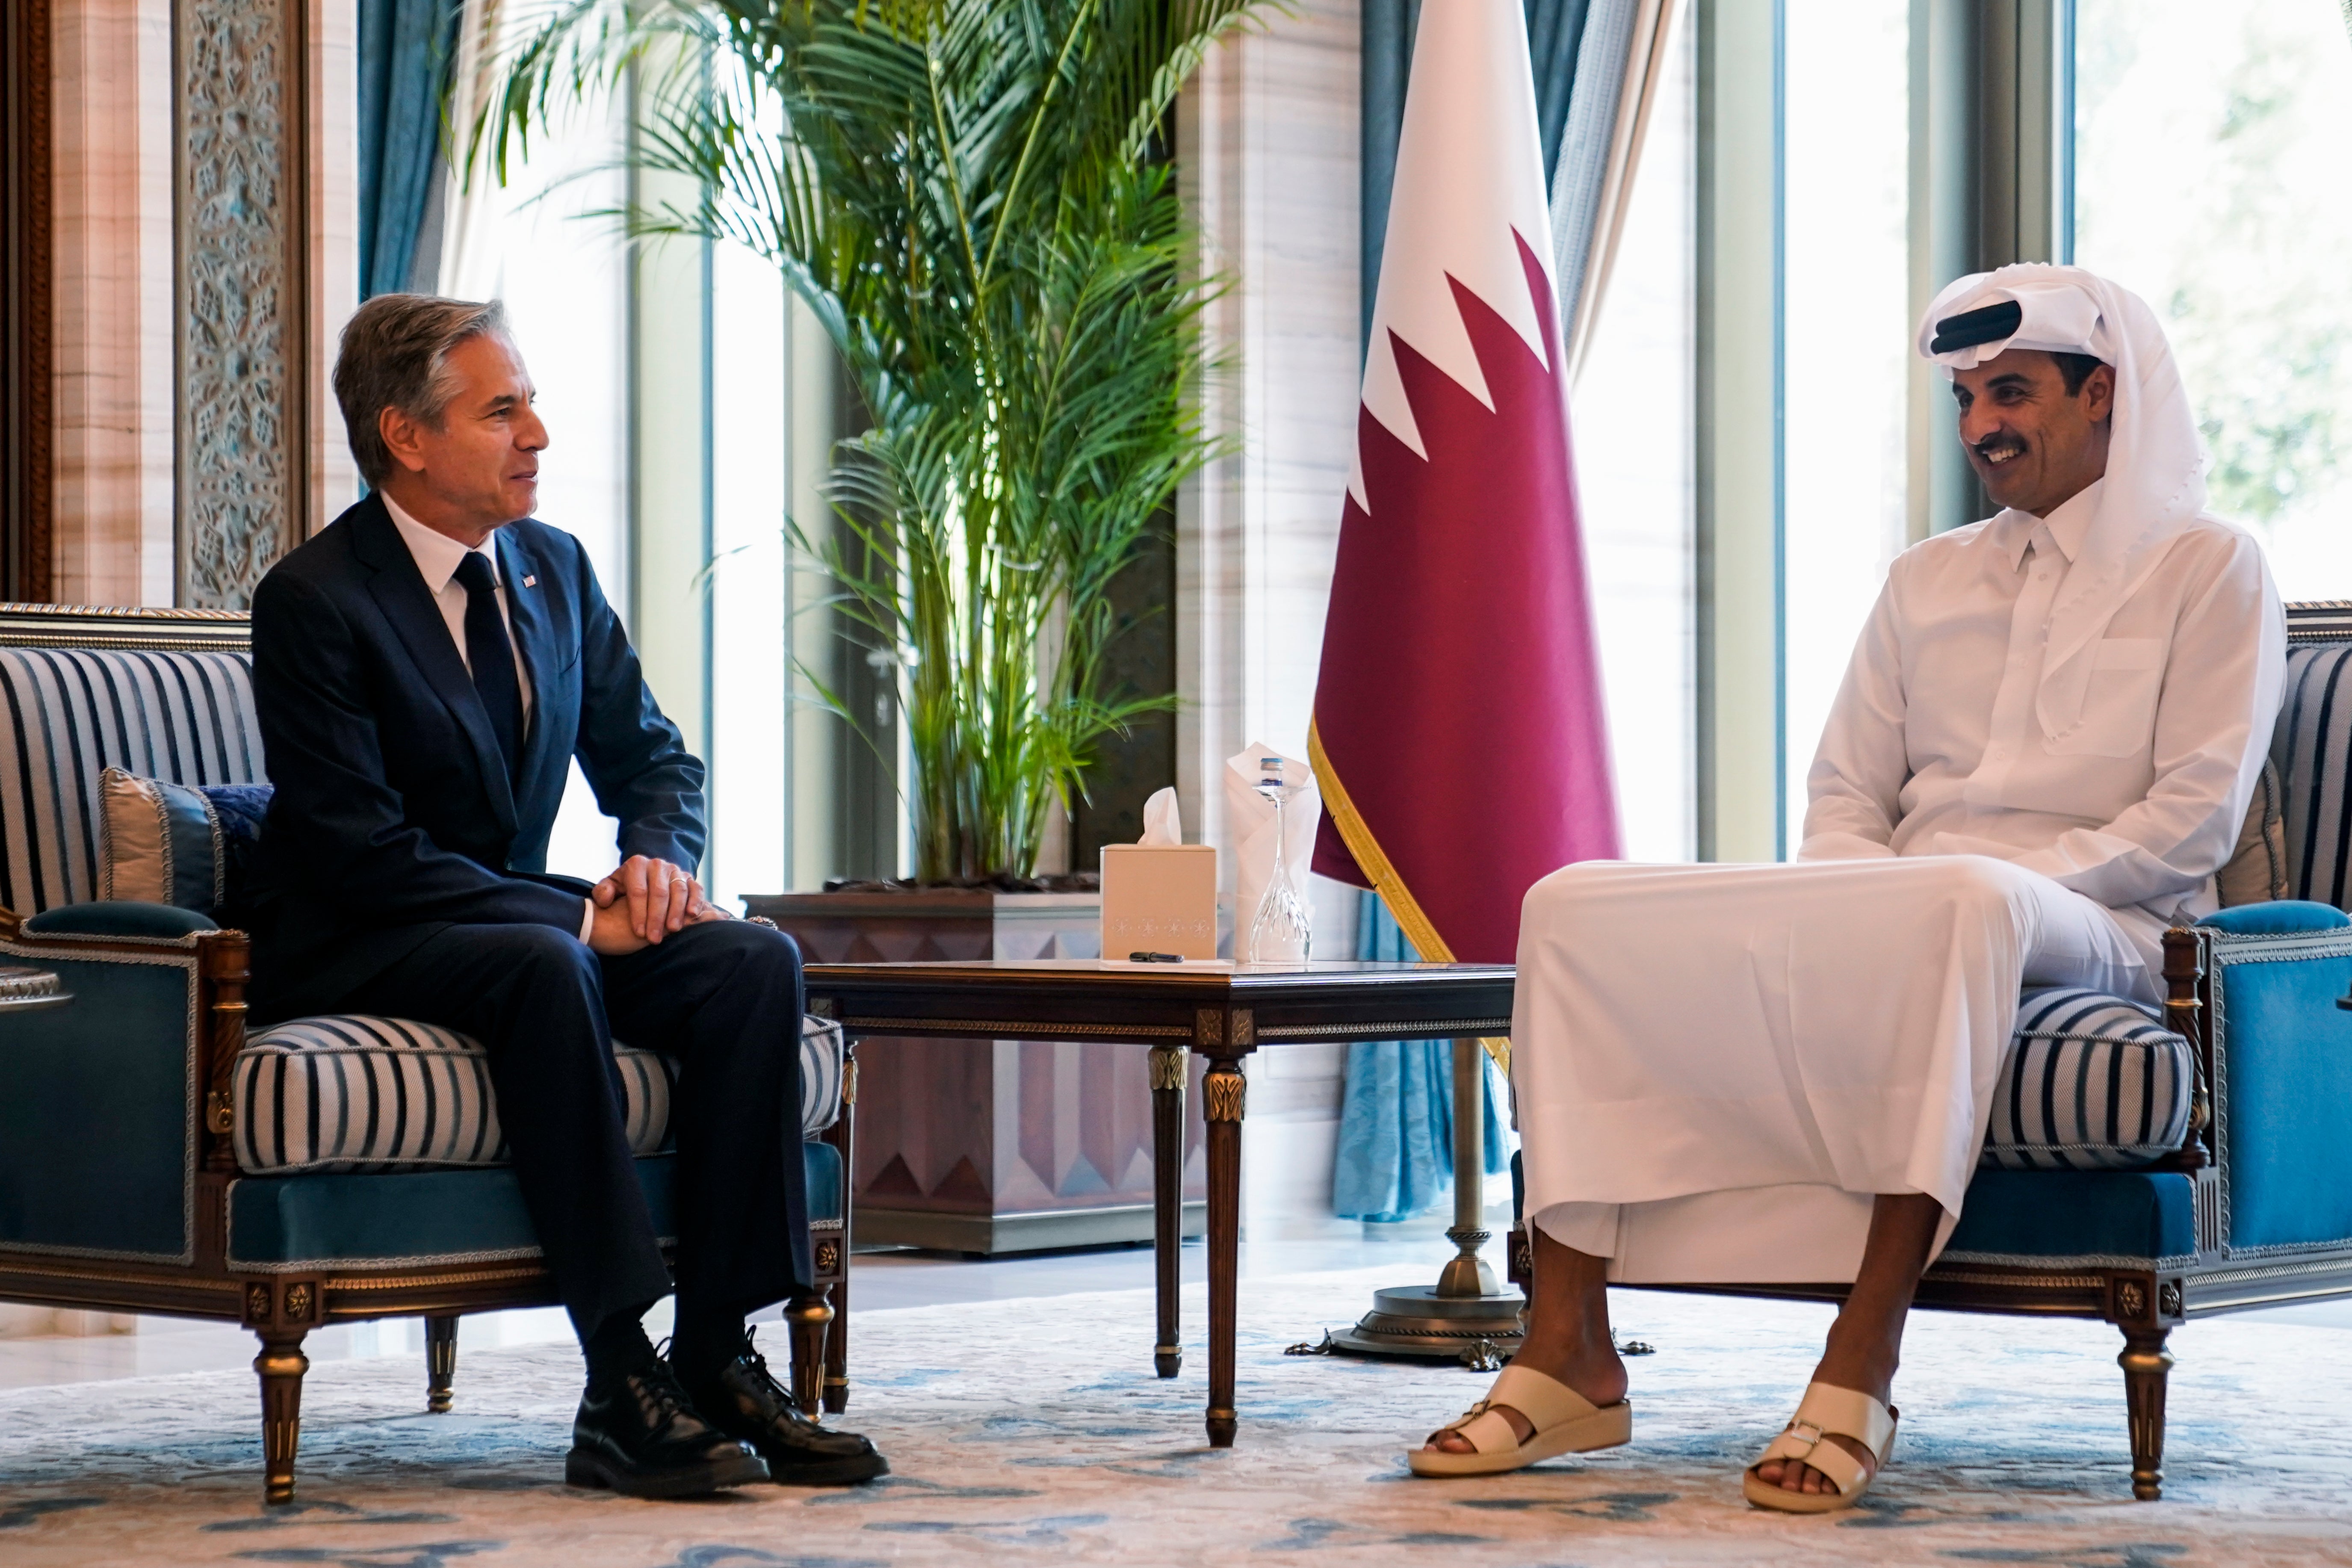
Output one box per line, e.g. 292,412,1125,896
358,0,460,298
1361,0,1592,348
1330,892,1508,1223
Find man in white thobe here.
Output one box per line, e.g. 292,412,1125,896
1413,266,2283,1506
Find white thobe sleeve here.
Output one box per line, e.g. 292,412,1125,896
2004,532,2285,908
1797,576,1907,861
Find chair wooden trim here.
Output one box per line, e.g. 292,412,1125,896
0,602,852,1503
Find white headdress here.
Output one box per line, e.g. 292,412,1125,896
1916,263,2205,745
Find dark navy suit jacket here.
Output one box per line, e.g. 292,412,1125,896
247,493,705,1021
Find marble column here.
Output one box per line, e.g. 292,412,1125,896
1178,0,1365,1239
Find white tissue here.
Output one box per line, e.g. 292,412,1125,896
1222,744,1322,957
1139,786,1183,846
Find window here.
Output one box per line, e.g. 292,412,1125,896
1576,13,1697,863
1560,5,2351,864
439,92,636,884
438,57,839,899
2072,0,2352,598
1781,0,1911,850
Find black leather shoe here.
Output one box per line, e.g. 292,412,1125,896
677,1337,890,1486
565,1361,770,1498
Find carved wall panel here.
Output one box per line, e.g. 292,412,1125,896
175,0,306,608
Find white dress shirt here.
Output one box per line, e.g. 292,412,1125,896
381,495,534,725
382,495,595,943
1802,477,2287,955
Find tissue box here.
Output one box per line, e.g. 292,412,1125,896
1100,844,1219,960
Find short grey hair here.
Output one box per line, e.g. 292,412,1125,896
332,294,513,487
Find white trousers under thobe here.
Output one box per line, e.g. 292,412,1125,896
1513,855,2160,1283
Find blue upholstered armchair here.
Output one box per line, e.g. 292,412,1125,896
0,604,857,1504
1510,599,2352,1501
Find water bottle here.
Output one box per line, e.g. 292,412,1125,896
1246,756,1312,963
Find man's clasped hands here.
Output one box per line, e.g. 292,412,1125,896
586,855,732,955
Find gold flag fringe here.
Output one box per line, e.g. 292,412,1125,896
1308,718,1511,1078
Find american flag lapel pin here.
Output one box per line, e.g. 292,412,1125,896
521,575,537,588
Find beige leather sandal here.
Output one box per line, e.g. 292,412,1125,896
1742,1381,1898,1513
1406,1364,1633,1477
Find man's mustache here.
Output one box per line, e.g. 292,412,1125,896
1972,432,2027,466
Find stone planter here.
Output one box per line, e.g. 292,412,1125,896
744,889,1208,1254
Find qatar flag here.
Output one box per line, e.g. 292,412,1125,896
1309,0,1619,967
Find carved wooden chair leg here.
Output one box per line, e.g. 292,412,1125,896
784,1291,833,1417
254,1331,311,1506
2119,1327,2175,1500
822,1269,850,1414
425,1314,459,1414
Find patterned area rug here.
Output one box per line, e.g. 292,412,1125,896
3,1266,2350,1566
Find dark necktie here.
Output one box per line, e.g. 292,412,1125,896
453,551,524,783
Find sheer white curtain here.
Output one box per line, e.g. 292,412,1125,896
1780,0,1910,852
1550,0,1683,382
1571,9,1696,862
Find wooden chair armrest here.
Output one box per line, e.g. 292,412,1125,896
2162,924,2214,1165
197,930,251,1171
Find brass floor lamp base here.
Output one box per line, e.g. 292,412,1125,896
1323,1284,1525,1368
1313,1038,1523,1370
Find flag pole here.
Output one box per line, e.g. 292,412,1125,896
1321,1037,1526,1367
1437,1036,1501,1297
1301,0,1605,1369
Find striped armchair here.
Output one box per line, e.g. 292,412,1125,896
1508,600,2352,1502
0,604,858,1504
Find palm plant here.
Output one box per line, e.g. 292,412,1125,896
479,0,1271,882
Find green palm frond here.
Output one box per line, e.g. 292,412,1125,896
480,0,1280,880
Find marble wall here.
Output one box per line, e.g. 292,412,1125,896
1181,0,1368,1241
48,0,172,604
43,0,352,606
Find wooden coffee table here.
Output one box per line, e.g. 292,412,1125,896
801,958,1515,1447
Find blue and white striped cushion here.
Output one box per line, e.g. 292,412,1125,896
2276,641,2352,908
1979,988,2193,1171
801,1014,844,1136
0,647,261,915
233,1017,675,1175
235,1012,848,1174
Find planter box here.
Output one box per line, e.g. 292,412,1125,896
744,889,1208,1254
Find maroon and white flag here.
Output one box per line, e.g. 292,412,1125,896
1309,0,1619,966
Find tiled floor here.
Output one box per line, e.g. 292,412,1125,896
5,1217,2346,1392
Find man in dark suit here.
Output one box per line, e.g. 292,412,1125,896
248,293,886,1497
